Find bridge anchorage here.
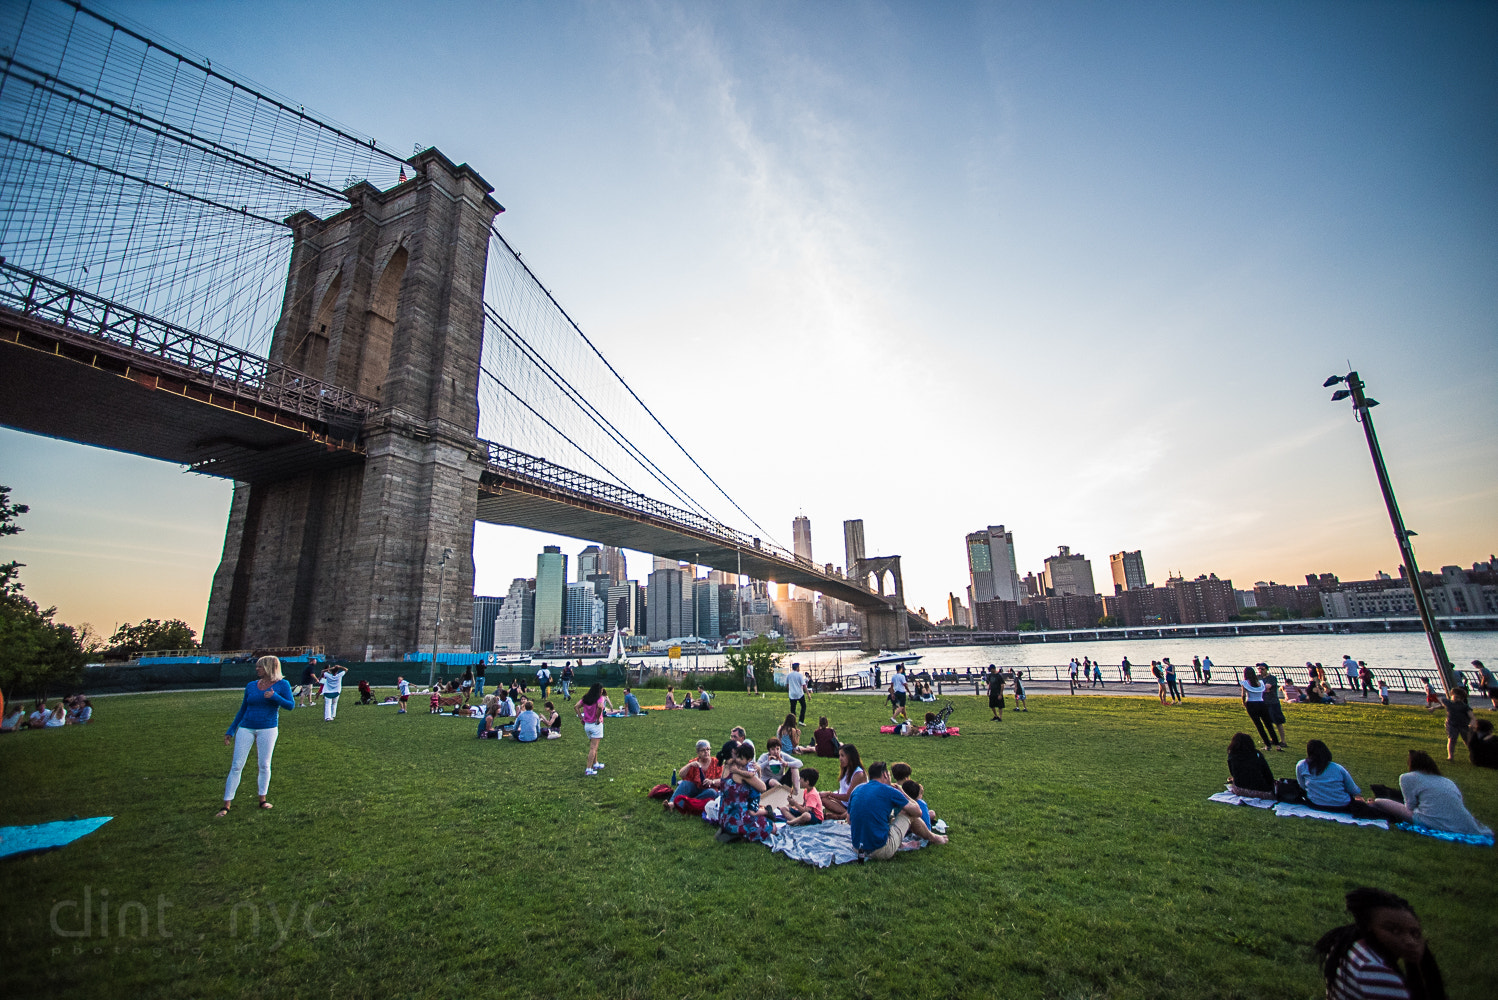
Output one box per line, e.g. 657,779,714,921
0,1,910,659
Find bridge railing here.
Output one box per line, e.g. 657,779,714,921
0,261,378,425
482,441,863,590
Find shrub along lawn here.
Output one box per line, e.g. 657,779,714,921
0,688,1492,999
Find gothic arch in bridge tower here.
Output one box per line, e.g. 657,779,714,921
359,244,406,400
290,269,341,375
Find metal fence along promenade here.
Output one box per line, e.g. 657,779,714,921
0,261,378,427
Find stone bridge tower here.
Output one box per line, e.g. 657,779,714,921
203,150,501,660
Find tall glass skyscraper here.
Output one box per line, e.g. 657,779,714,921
967,525,1022,604
533,545,568,649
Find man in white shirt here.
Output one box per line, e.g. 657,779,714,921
536,665,552,699
786,662,808,723
1342,655,1359,691
320,664,347,721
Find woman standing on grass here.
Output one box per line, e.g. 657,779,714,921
217,655,295,817
821,744,866,821
576,684,606,776
1239,668,1278,751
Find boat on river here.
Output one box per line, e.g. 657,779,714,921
868,649,923,667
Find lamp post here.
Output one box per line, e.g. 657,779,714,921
1323,371,1458,694
429,546,453,689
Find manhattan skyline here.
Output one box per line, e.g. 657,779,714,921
1,1,1494,638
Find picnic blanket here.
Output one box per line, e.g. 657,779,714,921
1208,790,1388,828
1394,822,1494,847
768,820,929,868
879,725,960,735
0,817,111,860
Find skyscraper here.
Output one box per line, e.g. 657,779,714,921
471,596,504,652
692,578,721,640
600,545,627,584
967,525,1022,604
607,581,644,634
1110,550,1148,592
577,545,602,582
1042,546,1096,597
493,578,535,651
646,567,684,640
793,515,813,563
533,545,568,648
564,582,600,635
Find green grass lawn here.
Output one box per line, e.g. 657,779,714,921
0,689,1492,999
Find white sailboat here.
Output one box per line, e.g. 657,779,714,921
604,628,626,663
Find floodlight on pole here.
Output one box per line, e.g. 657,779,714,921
1325,371,1458,694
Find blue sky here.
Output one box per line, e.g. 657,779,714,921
2,0,1494,633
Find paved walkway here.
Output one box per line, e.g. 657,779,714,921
830,680,1451,708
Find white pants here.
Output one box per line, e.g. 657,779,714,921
224,726,279,800
324,693,339,720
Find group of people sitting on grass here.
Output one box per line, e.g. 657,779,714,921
1225,731,1493,838
662,716,948,859
476,695,563,741
660,685,713,710
1,695,92,731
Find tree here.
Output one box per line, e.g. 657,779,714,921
724,634,786,690
107,618,199,657
0,487,86,699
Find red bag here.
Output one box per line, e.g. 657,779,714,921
647,784,672,800
675,796,708,815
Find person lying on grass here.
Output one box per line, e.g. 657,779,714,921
1226,732,1276,800
776,767,823,826
847,761,947,860
669,739,723,809
1368,750,1492,837
821,744,866,821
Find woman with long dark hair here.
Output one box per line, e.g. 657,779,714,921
576,683,606,776
217,655,295,817
1369,751,1492,836
1239,667,1277,751
1296,740,1381,818
777,714,801,755
821,743,865,820
1226,733,1275,800
1314,887,1444,999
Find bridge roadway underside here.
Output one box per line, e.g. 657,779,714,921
476,475,893,613
0,313,362,482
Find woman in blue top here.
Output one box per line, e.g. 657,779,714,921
217,656,295,817
1295,740,1381,818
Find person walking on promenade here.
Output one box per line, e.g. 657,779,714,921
1094,661,1106,688
1152,661,1167,705
1342,654,1360,693
1012,669,1028,710
1474,660,1498,711
536,663,552,701
321,663,347,721
1192,656,1203,684
1358,661,1374,699
786,662,808,723
1121,656,1133,684
1068,659,1080,695
1165,659,1184,702
217,655,294,817
887,665,909,723
560,661,573,701
1202,656,1214,684
987,665,1005,721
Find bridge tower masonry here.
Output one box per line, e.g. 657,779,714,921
204,150,502,660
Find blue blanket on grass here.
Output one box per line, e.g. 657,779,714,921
0,817,112,859
1394,822,1494,847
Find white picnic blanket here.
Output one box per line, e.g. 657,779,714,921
1208,790,1387,829
768,821,929,868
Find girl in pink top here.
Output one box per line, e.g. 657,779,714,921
576,684,607,775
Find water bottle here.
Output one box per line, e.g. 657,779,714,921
671,769,677,786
